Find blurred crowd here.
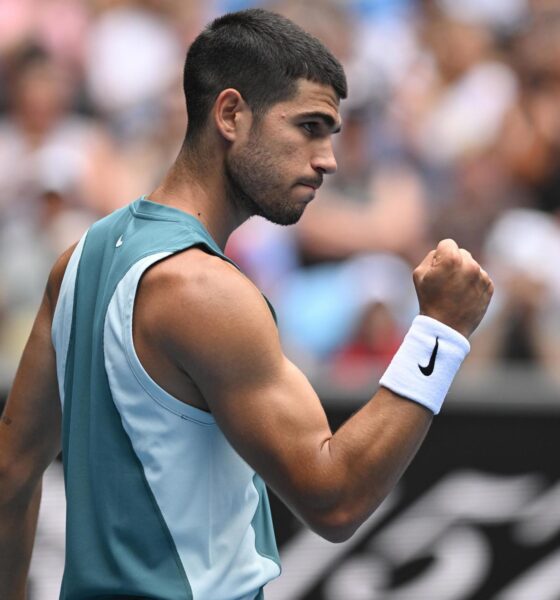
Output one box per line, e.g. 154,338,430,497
2,0,560,387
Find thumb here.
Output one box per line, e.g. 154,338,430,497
433,239,460,264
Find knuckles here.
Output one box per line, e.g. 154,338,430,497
415,244,494,298
434,250,462,270
412,265,424,282
414,241,494,336
463,261,482,279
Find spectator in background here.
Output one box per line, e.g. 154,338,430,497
466,4,560,380
1,0,560,385
469,208,560,384
379,2,518,270
497,3,560,216
0,44,122,219
113,75,192,201
0,45,120,369
85,0,186,136
0,0,88,77
83,0,210,203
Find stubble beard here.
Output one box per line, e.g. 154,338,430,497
224,133,307,227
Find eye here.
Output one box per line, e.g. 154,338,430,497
301,122,319,135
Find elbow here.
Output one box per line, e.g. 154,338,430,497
285,455,389,542
0,456,35,509
305,507,361,543
0,460,18,507
312,524,357,544
301,494,385,543
0,470,12,510
295,481,388,542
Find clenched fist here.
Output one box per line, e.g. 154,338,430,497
413,239,494,338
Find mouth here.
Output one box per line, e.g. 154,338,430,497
298,179,322,191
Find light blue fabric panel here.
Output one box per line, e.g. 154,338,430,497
51,232,87,409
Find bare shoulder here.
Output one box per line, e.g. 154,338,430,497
46,242,79,313
140,246,270,313
137,247,280,367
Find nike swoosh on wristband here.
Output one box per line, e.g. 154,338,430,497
419,337,439,376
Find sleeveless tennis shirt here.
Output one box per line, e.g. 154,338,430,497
51,197,281,600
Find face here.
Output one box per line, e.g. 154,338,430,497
225,79,341,225
14,61,72,129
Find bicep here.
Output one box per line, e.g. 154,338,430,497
166,267,335,506
205,352,332,491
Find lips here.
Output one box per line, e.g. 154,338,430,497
298,179,322,191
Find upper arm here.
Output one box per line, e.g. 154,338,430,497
145,250,336,513
0,245,75,492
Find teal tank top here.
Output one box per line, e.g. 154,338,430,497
51,197,280,600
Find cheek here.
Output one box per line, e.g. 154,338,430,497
279,136,305,159
242,131,303,189
262,126,305,159
274,142,308,181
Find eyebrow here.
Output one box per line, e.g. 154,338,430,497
298,111,343,134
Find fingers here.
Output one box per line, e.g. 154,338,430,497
479,266,494,294
419,249,436,268
457,250,494,295
416,239,494,288
414,239,494,337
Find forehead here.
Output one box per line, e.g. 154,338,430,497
270,79,341,125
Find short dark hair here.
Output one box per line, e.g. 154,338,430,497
183,8,347,141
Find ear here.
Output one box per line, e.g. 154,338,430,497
213,88,251,142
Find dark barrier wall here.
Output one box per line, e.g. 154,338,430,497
266,367,560,600
268,410,560,599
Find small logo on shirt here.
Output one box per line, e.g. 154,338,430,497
419,337,439,376
116,235,124,248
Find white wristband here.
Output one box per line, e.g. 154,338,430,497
379,315,470,415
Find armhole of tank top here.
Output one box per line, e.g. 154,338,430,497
115,251,216,426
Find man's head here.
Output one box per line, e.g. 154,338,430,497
7,45,73,132
183,8,347,140
182,8,347,225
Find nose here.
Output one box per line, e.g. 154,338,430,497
311,139,337,175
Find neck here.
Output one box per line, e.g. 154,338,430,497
148,142,249,250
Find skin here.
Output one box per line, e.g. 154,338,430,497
0,79,493,599
0,247,70,599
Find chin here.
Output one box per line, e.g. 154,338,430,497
261,205,306,226
251,190,310,226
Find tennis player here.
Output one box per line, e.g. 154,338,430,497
0,8,493,600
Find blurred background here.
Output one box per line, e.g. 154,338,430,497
2,0,560,598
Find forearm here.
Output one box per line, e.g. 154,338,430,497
311,387,431,540
0,285,62,597
0,478,42,600
295,316,471,540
